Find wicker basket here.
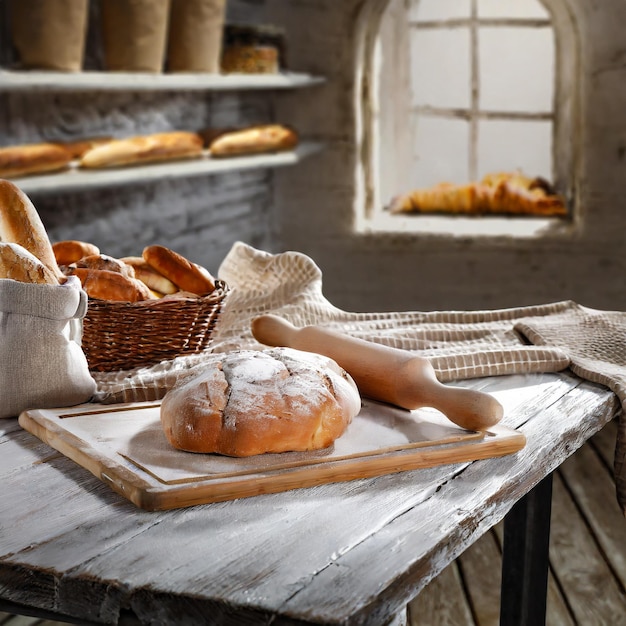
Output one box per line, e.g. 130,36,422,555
82,280,229,372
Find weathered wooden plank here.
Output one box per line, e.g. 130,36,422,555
589,416,618,468
549,472,626,623
558,431,626,590
275,380,618,625
407,562,473,626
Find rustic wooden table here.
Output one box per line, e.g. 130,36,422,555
0,371,620,626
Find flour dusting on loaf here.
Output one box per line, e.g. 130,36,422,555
160,347,362,456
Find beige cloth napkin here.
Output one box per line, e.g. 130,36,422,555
91,242,626,510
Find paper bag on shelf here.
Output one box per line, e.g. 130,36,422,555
10,0,89,72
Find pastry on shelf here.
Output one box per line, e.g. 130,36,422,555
389,171,567,217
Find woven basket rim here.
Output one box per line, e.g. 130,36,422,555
85,279,228,311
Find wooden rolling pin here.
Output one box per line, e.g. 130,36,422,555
251,315,504,431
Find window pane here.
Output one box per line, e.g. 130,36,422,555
411,116,470,187
478,0,549,19
477,119,552,179
411,0,471,21
411,28,471,109
479,27,554,112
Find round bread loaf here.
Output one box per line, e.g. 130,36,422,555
160,347,362,456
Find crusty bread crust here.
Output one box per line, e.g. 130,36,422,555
160,348,361,456
52,137,113,160
121,256,178,295
142,245,215,296
0,242,59,284
0,179,64,281
53,240,101,266
70,267,153,302
208,124,298,157
0,143,72,178
79,131,204,169
74,253,136,279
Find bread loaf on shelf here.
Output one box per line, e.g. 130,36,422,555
0,143,72,178
79,131,204,169
160,347,362,456
0,242,59,285
0,180,64,282
142,245,216,296
208,124,298,157
52,137,113,160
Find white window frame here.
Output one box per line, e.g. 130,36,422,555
354,0,581,239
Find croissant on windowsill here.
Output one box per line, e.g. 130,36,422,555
388,171,567,217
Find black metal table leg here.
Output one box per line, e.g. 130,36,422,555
500,472,554,626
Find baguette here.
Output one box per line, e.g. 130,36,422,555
52,137,113,160
0,179,64,282
142,245,215,296
79,131,204,169
0,242,59,285
0,143,72,178
208,124,298,157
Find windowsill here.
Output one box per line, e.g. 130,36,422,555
358,211,575,239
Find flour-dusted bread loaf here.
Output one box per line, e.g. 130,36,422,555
208,124,298,157
0,179,64,282
0,242,59,284
79,131,204,169
160,347,362,456
0,143,72,178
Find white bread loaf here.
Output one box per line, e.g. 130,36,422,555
160,347,362,456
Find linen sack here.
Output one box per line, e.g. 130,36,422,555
0,276,96,418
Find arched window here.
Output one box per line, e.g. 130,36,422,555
356,0,578,236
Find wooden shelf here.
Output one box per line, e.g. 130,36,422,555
0,69,325,92
13,142,324,195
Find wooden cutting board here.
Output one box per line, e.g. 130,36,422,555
18,399,525,511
